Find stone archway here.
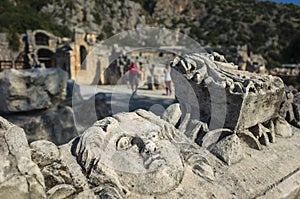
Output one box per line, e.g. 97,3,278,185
35,32,50,46
37,49,54,68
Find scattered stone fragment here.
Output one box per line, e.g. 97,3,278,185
30,140,60,167
162,103,182,126
265,120,276,143
47,184,76,199
201,128,233,148
274,116,293,138
210,134,243,165
237,130,262,150
249,123,271,146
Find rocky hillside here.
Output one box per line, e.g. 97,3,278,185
1,0,300,67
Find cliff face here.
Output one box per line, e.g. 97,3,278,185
41,0,148,38
2,0,300,65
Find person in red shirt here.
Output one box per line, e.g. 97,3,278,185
128,62,139,93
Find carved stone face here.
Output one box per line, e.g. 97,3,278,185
76,110,185,195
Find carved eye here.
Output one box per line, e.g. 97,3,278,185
148,132,158,141
116,136,132,150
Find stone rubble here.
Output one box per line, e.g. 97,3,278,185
170,52,294,165
0,52,299,198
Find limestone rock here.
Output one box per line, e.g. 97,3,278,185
42,0,147,36
1,109,300,198
0,68,68,113
279,87,300,128
0,116,46,198
249,123,271,146
74,109,215,197
162,103,182,126
171,53,285,131
265,120,276,143
5,106,78,145
29,140,80,196
274,116,293,138
292,92,300,127
201,128,233,148
47,184,76,199
30,140,60,167
41,162,73,189
59,141,97,198
238,130,262,150
210,134,243,165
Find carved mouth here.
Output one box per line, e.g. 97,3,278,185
144,154,166,170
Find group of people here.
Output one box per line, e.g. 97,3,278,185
125,61,173,95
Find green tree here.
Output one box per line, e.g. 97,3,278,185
282,33,300,63
6,26,20,52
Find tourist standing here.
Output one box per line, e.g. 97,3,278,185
129,62,139,93
164,64,172,95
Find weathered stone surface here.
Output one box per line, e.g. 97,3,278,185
1,109,300,198
0,68,68,113
74,109,215,196
201,128,233,148
249,123,271,146
5,106,78,145
161,103,182,126
279,86,300,128
29,139,82,197
237,130,262,150
0,116,46,198
59,141,97,198
30,140,60,167
257,169,300,199
171,53,285,131
47,184,76,199
210,134,243,165
274,116,293,138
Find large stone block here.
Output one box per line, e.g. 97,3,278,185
0,68,68,113
4,106,78,145
0,116,46,198
171,53,285,131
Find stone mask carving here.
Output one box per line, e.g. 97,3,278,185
74,109,214,197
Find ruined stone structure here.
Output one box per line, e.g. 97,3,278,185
207,45,267,73
170,52,292,155
0,68,78,144
1,28,180,87
269,66,300,90
25,30,61,68
0,33,25,70
0,50,299,197
280,85,300,129
0,105,299,198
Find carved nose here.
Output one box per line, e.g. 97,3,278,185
143,140,156,154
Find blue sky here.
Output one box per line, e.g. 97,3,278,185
263,0,300,5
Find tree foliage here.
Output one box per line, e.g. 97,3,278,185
0,0,71,37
